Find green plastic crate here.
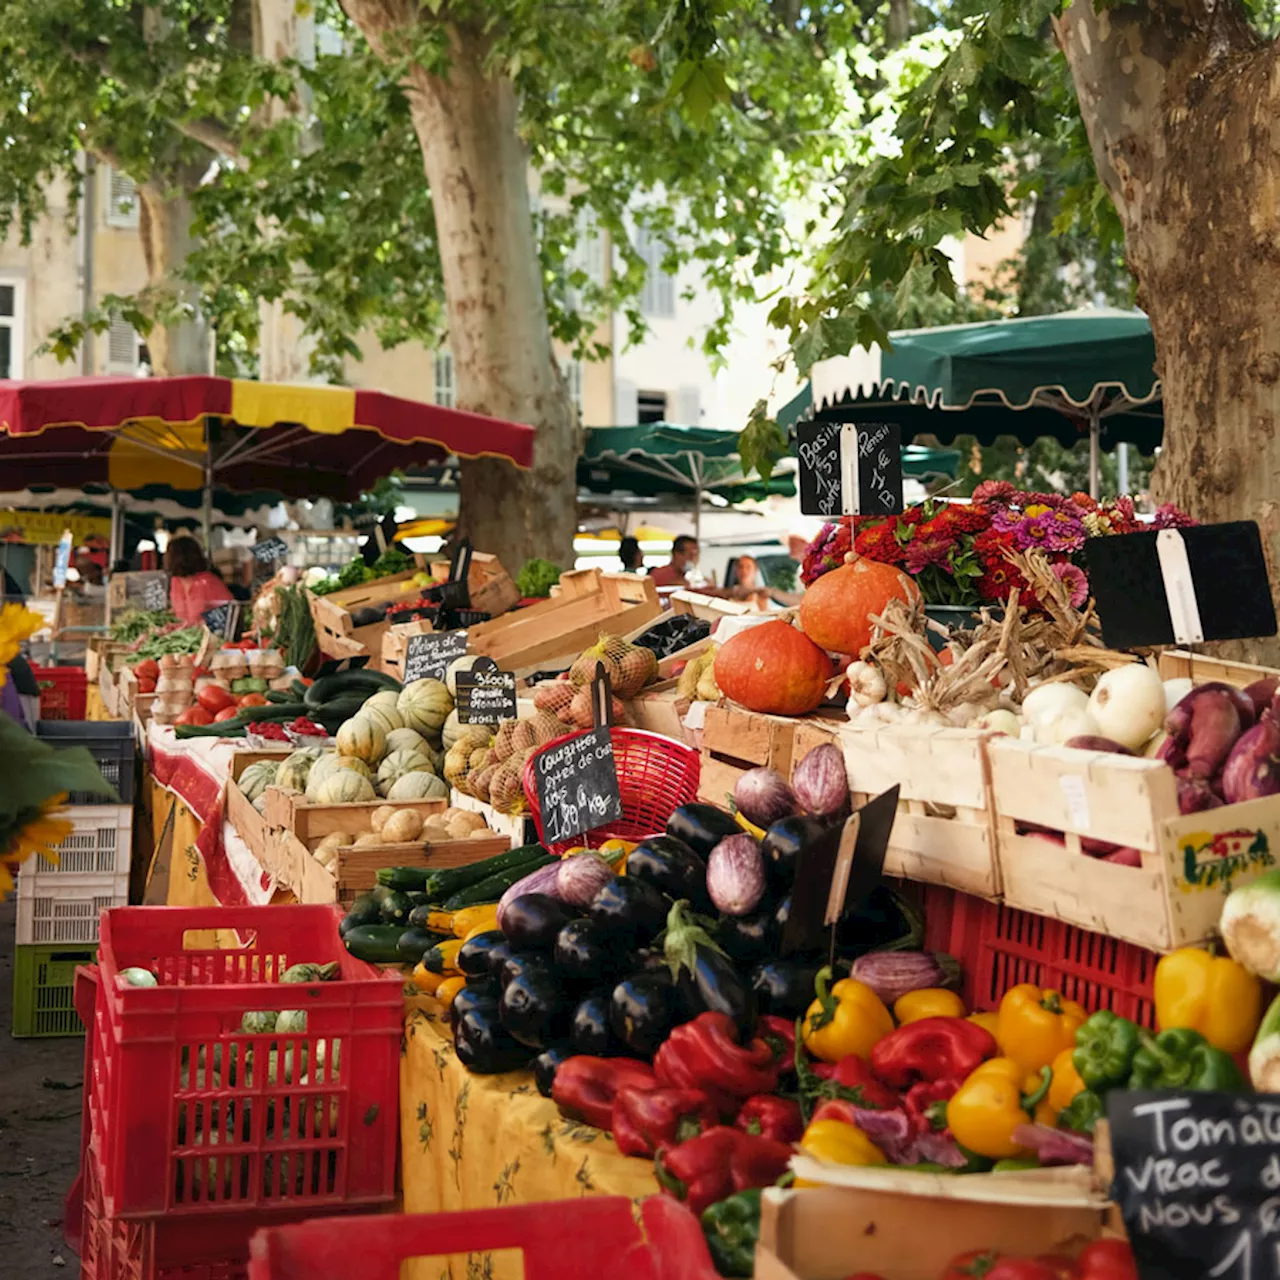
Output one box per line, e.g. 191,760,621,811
12,942,96,1037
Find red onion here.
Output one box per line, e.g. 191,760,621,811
791,743,849,817
556,853,615,907
1102,847,1143,866
1012,1123,1094,1167
1177,775,1226,815
1064,735,1133,755
706,834,766,916
1163,683,1253,775
733,767,797,828
1245,677,1279,718
1222,715,1280,804
1081,836,1121,857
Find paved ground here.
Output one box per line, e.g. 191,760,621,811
0,897,84,1275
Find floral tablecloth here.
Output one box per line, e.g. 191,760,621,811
400,1003,659,1280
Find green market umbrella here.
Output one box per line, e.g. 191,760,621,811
808,308,1162,497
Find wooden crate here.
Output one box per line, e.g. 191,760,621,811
794,719,999,899
380,618,434,684
989,735,1280,952
306,562,424,665
670,589,755,622
756,1179,1105,1280
99,658,122,718
225,749,294,866
426,551,520,618
449,789,538,849
465,569,661,674
697,703,809,808
1158,648,1278,687
86,638,131,684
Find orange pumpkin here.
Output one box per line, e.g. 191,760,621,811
799,556,921,657
713,621,832,716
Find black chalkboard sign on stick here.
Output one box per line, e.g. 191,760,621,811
141,573,169,614
532,723,623,847
796,421,904,518
252,535,288,566
456,656,517,725
1108,1089,1280,1280
1085,521,1277,651
402,629,469,684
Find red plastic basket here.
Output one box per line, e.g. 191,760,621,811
246,1196,719,1280
87,905,402,1221
521,727,701,855
34,665,88,719
925,885,1157,1027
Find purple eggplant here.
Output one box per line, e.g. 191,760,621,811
706,834,766,917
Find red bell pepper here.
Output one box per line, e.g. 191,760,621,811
654,1012,781,1115
807,1054,899,1112
870,1017,997,1089
654,1125,792,1216
734,1094,804,1143
903,1078,960,1136
551,1056,657,1131
611,1085,718,1158
757,1015,797,1070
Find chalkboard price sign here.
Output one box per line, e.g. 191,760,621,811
456,657,517,725
252,535,289,564
402,629,468,684
142,573,170,613
796,421,904,518
1109,1090,1280,1280
202,602,241,639
533,725,623,847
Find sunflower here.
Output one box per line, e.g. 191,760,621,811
0,792,71,899
0,603,43,686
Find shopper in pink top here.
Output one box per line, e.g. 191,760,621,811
165,535,232,625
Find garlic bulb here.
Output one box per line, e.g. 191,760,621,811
846,660,888,709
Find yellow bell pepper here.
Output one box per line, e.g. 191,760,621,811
802,968,895,1063
946,1057,1051,1159
799,1118,887,1167
894,988,966,1025
597,838,635,871
1154,947,1263,1054
411,961,445,995
997,984,1087,1073
436,975,467,1008
968,1011,1001,1038
1036,1047,1086,1125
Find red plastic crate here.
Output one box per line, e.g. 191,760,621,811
87,905,402,1221
522,727,701,855
34,665,88,719
923,885,1157,1027
246,1196,719,1280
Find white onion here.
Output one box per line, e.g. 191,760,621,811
1035,705,1099,745
1088,664,1167,751
976,709,1021,736
1022,681,1089,726
1162,677,1194,713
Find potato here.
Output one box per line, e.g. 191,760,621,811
315,833,344,857
448,810,489,834
469,827,496,839
370,805,396,835
381,809,425,843
353,832,383,848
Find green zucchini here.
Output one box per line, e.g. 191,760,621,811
377,866,431,893
343,924,408,964
305,669,401,708
442,854,556,910
338,894,381,937
380,890,414,924
421,844,548,902
396,927,448,965
265,689,294,704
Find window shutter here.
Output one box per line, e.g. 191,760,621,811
433,349,455,408
104,168,140,229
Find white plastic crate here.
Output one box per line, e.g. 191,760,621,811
15,805,133,945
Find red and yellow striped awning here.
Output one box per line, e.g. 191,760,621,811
0,375,534,500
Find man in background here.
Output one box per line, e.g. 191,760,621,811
649,535,700,590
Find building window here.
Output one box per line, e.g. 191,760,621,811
635,227,675,319
561,357,583,418
104,167,140,229
0,280,22,379
637,390,667,424
433,349,455,408
106,317,143,374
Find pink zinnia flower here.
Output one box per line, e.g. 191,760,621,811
1152,503,1197,530
904,533,953,576
991,506,1023,534
1044,510,1086,553
1052,561,1089,608
1012,512,1054,550
972,480,1016,505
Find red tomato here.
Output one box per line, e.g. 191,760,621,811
1034,1257,1076,1280
136,678,156,694
214,707,240,723
941,1255,1060,1280
175,706,213,727
238,693,269,708
134,658,160,681
1072,1242,1138,1280
196,685,236,714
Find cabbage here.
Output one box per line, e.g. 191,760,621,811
240,1010,279,1035
1251,992,1280,1091
118,967,158,988
281,962,340,983
1222,868,1280,981
275,1010,308,1034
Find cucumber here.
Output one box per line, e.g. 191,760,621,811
377,866,431,893
421,844,548,902
305,669,401,708
442,854,556,910
265,689,294,704
343,924,408,964
311,697,368,734
380,890,414,924
397,927,448,965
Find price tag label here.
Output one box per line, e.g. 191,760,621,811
252,535,289,565
1109,1091,1280,1280
402,629,468,684
796,421,904,518
1059,774,1092,831
140,573,169,613
456,657,517,725
533,725,623,846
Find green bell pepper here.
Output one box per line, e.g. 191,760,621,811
701,1189,761,1278
1128,1028,1245,1092
1073,1010,1141,1093
1058,1088,1105,1135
